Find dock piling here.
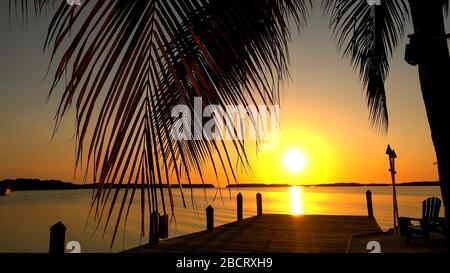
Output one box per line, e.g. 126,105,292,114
149,211,160,245
49,221,66,254
206,205,214,231
366,190,374,218
256,193,263,216
159,214,169,239
237,193,243,222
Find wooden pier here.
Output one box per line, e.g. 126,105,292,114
47,190,447,253
127,191,382,253
127,214,382,253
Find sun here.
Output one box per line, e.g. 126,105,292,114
283,149,308,174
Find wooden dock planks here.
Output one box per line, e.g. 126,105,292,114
127,214,382,253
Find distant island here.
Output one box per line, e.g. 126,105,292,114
0,179,439,194
226,183,292,188
0,178,214,193
226,182,440,188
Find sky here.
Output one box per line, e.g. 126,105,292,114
0,2,444,185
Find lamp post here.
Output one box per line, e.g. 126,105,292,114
386,145,400,234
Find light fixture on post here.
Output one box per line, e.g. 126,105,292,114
386,145,400,234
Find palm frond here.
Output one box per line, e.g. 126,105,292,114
323,0,409,132
24,0,311,247
9,0,57,25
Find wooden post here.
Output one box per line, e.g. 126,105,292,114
149,211,160,245
237,193,243,222
159,214,169,239
49,221,66,254
206,205,214,231
256,193,263,216
366,190,374,219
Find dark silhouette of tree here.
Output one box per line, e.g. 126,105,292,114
324,0,450,247
11,0,450,246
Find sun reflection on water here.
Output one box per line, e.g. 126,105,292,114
290,186,304,215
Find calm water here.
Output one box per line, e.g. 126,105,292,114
0,186,443,253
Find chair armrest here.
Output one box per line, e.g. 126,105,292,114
401,217,422,223
399,217,415,236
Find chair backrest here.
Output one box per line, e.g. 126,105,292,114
422,197,441,231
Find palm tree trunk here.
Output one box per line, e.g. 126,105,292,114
408,0,450,243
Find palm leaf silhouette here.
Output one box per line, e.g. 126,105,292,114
11,0,311,247
323,0,409,131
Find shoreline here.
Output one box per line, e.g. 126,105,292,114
0,179,214,193
226,181,440,188
0,179,440,193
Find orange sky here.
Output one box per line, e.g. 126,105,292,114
0,7,440,185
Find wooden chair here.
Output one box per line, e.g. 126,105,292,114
399,197,446,244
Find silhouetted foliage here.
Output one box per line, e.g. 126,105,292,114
10,0,450,247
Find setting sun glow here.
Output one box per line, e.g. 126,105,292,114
284,149,308,174
290,186,304,215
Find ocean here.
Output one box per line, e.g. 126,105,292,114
0,186,443,253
